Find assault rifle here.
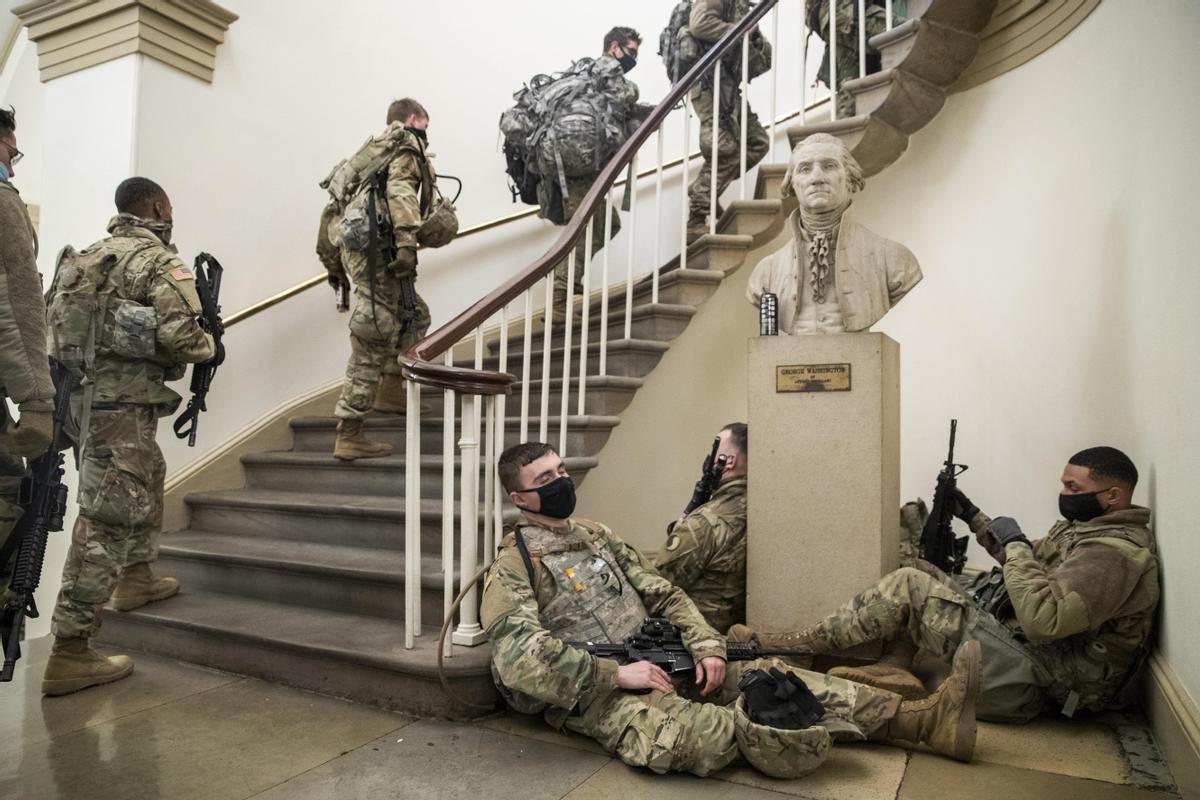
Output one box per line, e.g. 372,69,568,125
667,437,728,535
919,419,970,575
172,253,226,446
1,359,74,681
569,617,774,677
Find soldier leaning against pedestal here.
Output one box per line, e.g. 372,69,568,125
480,441,984,780
40,177,216,696
654,422,748,633
318,98,451,461
0,106,56,613
740,446,1159,724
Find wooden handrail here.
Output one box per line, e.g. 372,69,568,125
400,0,780,393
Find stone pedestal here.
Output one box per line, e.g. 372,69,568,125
747,333,900,631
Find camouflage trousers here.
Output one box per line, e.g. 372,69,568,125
0,399,29,610
553,177,621,296
334,248,431,420
810,0,893,117
51,404,165,639
560,657,898,778
688,86,770,222
807,563,1053,722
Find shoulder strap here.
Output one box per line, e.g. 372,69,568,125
513,528,540,593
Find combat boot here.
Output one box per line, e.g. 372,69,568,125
41,637,134,696
876,639,981,762
372,373,408,415
830,641,926,700
686,203,724,244
334,418,393,461
111,562,179,611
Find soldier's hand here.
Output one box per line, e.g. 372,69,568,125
950,487,980,524
388,247,418,277
695,656,726,697
618,661,674,694
326,270,347,291
986,517,1030,548
12,402,54,458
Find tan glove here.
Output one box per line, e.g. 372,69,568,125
12,401,55,458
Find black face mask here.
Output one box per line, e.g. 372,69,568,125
1058,489,1111,522
406,126,428,144
617,53,637,73
520,476,576,520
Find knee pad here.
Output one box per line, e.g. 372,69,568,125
733,696,831,779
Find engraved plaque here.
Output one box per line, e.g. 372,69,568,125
776,363,852,393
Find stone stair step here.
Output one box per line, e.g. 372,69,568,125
786,114,909,177
242,450,599,497
157,531,450,623
488,303,696,359
755,164,793,205
509,374,644,417
718,199,786,241
874,18,983,87
842,67,946,134
910,0,998,34
660,233,755,277
290,413,620,456
462,338,670,381
96,590,497,718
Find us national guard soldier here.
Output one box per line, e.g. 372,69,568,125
806,0,905,118
685,0,772,243
326,98,436,460
743,447,1158,723
0,106,56,609
40,177,215,696
654,422,747,633
544,27,653,323
480,442,983,778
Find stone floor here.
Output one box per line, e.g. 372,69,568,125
1,636,1182,800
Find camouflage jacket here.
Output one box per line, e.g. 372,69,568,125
593,54,654,128
0,182,53,406
481,516,725,722
972,507,1158,711
50,216,215,414
382,133,428,254
653,477,747,632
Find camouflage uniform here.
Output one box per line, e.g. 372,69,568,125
807,0,906,117
653,476,747,632
47,215,214,639
688,0,772,226
480,517,901,778
801,507,1158,722
333,130,432,420
0,180,54,607
548,55,649,296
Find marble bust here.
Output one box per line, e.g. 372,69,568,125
746,133,922,334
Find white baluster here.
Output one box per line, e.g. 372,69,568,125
858,0,867,79
802,4,810,124
624,152,638,341
539,277,552,443
482,394,495,562
559,246,578,457
886,0,893,31
769,5,780,162
680,94,692,270
520,288,532,442
709,59,721,236
493,305,508,555
653,128,664,304
598,188,613,378
830,0,838,121
452,384,485,646
441,350,455,658
739,32,749,202
404,378,421,649
575,219,592,419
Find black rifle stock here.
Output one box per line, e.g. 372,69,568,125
1,359,74,681
919,419,970,575
569,617,769,677
172,253,226,447
666,437,728,535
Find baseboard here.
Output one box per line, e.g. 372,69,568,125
1146,653,1200,800
161,379,343,531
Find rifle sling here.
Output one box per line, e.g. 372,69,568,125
513,528,538,592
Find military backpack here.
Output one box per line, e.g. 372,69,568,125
658,0,773,86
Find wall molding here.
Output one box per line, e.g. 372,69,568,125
12,0,237,83
953,0,1101,93
1147,653,1200,800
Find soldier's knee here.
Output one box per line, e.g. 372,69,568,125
616,697,738,776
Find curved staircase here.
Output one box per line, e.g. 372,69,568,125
97,0,1000,718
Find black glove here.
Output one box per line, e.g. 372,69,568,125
326,270,346,291
388,247,418,277
985,517,1030,548
950,487,980,524
739,667,825,730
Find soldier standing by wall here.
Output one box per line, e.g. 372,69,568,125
0,107,56,613
41,177,215,695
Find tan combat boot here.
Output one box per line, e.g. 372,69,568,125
111,562,179,611
42,637,134,696
372,373,408,415
877,639,981,762
333,418,393,461
830,641,926,700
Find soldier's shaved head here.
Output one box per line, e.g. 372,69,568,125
114,177,169,217
387,97,428,126
499,442,557,493
603,26,642,51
